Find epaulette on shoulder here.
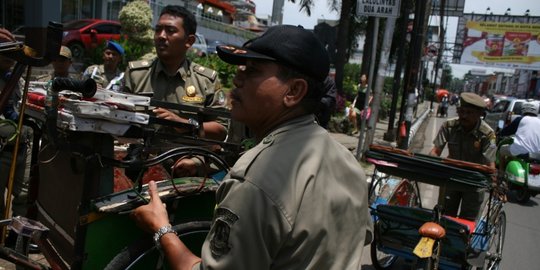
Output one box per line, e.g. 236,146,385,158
192,63,217,80
128,59,153,70
446,118,460,127
478,121,495,135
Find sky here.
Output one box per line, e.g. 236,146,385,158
251,0,540,78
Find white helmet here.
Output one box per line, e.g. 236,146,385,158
521,101,539,116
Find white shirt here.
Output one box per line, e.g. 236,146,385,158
510,116,540,155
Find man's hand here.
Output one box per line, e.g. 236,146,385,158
0,28,15,42
172,158,199,177
131,181,170,233
153,107,184,122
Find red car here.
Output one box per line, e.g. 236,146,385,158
62,19,122,59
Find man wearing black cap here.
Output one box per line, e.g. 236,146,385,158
430,92,497,220
82,40,125,91
132,25,372,269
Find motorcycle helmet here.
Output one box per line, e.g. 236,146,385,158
521,101,539,116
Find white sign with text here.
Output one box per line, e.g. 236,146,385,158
357,0,401,18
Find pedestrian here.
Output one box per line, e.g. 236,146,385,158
123,5,226,141
131,25,373,269
429,92,497,221
35,46,76,82
82,40,125,91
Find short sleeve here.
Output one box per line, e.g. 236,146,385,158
198,179,290,270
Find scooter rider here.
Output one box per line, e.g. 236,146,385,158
498,101,540,175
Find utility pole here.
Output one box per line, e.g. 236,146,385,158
384,0,411,142
397,0,431,149
431,0,446,110
363,15,398,153
356,17,379,159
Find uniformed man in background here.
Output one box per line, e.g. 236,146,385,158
429,92,497,220
132,25,372,270
36,46,76,82
123,5,226,141
82,40,125,91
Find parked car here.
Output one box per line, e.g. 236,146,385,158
190,33,208,57
206,40,226,54
62,19,122,59
484,97,540,131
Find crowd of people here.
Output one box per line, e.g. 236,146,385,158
1,5,373,269
1,3,540,269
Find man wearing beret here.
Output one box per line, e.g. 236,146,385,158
82,40,125,91
131,25,372,269
430,92,497,220
123,5,226,141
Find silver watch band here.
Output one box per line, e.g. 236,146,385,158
153,224,177,248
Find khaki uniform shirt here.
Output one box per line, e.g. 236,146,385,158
123,58,223,108
195,115,372,270
35,72,78,82
433,118,497,164
82,64,123,91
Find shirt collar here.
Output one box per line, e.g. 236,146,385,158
154,58,190,81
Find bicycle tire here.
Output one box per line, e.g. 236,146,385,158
104,221,212,270
479,211,506,270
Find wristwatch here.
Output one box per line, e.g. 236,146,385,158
188,118,200,129
153,224,177,248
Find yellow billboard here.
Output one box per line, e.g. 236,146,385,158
460,20,540,69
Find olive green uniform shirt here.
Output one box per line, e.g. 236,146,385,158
123,58,223,108
82,64,123,91
433,118,497,164
432,118,496,220
195,115,372,270
35,72,78,82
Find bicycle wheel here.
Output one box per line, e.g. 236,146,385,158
481,211,506,270
104,221,212,270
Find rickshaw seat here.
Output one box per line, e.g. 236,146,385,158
444,216,476,234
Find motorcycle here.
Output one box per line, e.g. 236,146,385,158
498,137,540,203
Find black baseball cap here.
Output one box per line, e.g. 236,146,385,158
217,25,330,82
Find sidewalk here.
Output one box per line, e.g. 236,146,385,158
330,101,430,152
329,101,431,175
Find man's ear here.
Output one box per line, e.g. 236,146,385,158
185,34,196,49
283,79,308,108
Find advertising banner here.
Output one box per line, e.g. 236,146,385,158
460,20,540,70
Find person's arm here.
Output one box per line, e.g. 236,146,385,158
430,123,448,157
429,146,442,157
499,116,521,137
0,28,15,42
152,107,227,141
131,181,201,270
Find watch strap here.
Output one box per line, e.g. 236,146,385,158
153,224,177,248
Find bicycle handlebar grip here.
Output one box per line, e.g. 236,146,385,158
51,78,97,98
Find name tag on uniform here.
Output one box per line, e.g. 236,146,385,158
182,95,204,103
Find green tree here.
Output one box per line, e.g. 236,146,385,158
291,0,365,94
118,0,155,61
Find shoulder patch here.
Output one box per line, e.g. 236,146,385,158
478,121,495,135
128,59,153,70
210,208,239,258
192,63,217,80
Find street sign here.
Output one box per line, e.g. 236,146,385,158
357,0,401,18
